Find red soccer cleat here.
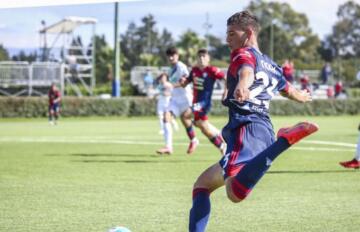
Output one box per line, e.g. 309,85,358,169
187,138,199,154
339,159,360,169
277,122,319,145
156,147,173,155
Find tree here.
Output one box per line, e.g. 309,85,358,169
120,14,174,70
326,1,360,57
176,30,206,66
0,44,9,61
206,34,230,63
11,50,37,62
247,0,320,63
92,35,114,83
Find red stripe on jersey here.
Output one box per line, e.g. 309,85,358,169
226,125,246,177
229,47,256,78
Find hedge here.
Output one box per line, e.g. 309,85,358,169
0,97,359,118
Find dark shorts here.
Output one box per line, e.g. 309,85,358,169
219,113,275,179
192,101,211,121
49,103,60,113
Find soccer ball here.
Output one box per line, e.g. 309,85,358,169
108,226,131,232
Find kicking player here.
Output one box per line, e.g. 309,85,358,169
48,83,61,125
189,11,319,232
339,123,360,169
181,49,227,155
156,47,198,155
155,73,179,134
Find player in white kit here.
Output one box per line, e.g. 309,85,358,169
156,73,179,134
156,47,199,155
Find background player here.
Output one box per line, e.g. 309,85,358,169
181,49,227,155
156,47,197,155
155,73,179,134
48,83,61,125
189,10,319,232
339,123,360,169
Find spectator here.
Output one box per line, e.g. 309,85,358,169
300,74,311,93
326,86,334,99
143,70,154,95
321,62,332,85
356,70,360,81
334,80,343,98
66,54,78,77
282,59,294,83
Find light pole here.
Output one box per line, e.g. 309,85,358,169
112,1,121,97
203,12,212,50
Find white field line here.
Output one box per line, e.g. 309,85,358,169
0,137,356,153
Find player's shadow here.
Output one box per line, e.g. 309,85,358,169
268,170,357,174
71,159,210,164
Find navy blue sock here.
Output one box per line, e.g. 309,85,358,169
232,138,290,199
189,188,211,232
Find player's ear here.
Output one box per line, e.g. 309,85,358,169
245,28,253,39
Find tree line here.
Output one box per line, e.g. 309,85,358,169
0,0,359,90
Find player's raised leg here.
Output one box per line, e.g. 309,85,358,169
225,122,319,203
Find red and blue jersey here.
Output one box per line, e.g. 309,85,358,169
223,47,289,116
188,66,225,105
48,89,61,106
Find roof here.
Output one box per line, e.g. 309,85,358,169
39,16,97,34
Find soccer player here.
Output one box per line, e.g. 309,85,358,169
339,123,360,169
181,49,227,155
155,73,179,134
189,11,319,232
48,83,61,125
156,47,197,155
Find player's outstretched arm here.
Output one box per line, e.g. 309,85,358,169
281,84,312,103
234,66,255,103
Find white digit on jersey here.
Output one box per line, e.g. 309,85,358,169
249,71,279,99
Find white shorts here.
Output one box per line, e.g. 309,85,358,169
157,96,170,115
167,96,192,117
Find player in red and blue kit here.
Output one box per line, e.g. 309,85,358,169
48,83,61,125
181,49,226,155
189,11,319,232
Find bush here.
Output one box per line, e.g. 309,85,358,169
0,97,359,118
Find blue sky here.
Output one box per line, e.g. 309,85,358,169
0,0,356,54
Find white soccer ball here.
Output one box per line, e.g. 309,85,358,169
108,226,131,232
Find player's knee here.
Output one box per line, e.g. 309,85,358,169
226,178,250,203
226,186,244,203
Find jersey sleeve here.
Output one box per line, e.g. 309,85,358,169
180,63,189,77
187,69,194,83
229,48,256,77
277,75,290,94
210,66,225,80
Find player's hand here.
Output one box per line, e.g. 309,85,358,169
179,77,187,87
234,86,250,103
297,89,312,103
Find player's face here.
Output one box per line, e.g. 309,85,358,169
226,25,249,51
167,54,179,65
197,53,210,67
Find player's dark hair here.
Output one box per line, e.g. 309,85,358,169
197,48,208,55
166,47,178,56
227,10,260,35
157,72,169,82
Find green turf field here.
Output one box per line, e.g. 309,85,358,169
0,116,359,232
